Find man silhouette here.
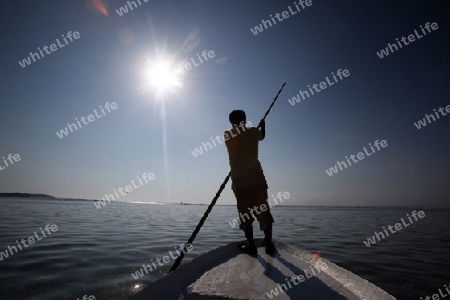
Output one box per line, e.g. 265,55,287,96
224,110,275,255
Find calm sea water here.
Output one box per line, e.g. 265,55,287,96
0,198,448,300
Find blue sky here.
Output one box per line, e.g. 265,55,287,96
0,0,449,207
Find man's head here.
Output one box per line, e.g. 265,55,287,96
229,110,246,127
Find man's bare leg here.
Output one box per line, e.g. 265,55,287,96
239,224,257,255
264,224,276,255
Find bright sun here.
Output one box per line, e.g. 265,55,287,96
146,61,182,91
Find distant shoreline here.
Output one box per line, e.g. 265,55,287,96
0,193,95,202
0,193,443,209
0,193,56,199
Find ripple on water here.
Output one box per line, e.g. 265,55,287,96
0,200,449,300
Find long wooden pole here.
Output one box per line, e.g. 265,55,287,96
168,82,286,273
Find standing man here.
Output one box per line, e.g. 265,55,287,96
224,110,276,255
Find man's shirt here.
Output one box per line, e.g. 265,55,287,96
224,126,264,180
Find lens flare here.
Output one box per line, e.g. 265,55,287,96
87,0,109,16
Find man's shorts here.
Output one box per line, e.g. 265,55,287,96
231,171,274,231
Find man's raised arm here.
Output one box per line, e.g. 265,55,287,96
258,119,266,140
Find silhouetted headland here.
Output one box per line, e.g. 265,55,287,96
0,192,56,199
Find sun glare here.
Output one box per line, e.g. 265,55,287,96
146,61,182,91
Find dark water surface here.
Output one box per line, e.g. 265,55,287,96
0,198,448,300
